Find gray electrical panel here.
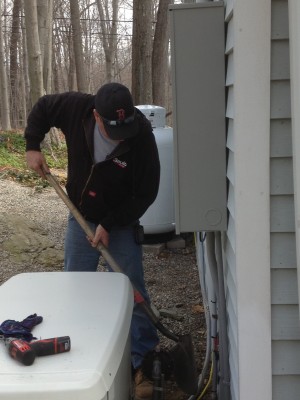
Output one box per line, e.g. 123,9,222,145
169,2,227,233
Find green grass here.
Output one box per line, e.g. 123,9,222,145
0,130,68,187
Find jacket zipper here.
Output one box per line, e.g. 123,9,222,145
79,164,95,207
80,118,133,208
79,155,124,208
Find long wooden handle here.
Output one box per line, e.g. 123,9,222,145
44,173,182,341
45,172,123,273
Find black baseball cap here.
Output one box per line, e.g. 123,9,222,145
95,82,139,140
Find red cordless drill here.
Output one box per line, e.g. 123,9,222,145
8,336,71,366
8,339,36,366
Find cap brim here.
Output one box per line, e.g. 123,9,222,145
103,117,139,140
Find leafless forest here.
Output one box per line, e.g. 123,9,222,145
0,0,179,131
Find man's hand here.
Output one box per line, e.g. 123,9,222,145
90,224,109,248
26,150,50,179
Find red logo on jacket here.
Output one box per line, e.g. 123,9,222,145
113,158,127,168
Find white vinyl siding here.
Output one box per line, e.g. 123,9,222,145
271,232,296,268
270,0,300,397
272,305,300,339
273,376,300,400
224,2,237,398
289,0,300,320
270,196,295,232
223,0,272,399
197,0,300,398
270,120,292,157
272,341,300,373
271,269,298,304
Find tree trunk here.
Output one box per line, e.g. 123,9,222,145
53,14,68,92
37,0,54,94
23,0,44,107
69,0,88,92
68,27,77,91
0,0,11,130
152,0,172,108
24,0,56,151
20,8,30,124
131,0,153,105
9,0,22,128
96,0,119,83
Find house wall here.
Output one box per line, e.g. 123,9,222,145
224,4,238,399
223,0,300,398
223,0,272,399
271,0,300,398
289,0,300,315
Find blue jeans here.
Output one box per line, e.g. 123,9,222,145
64,214,159,369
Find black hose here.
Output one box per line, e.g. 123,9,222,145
152,354,164,400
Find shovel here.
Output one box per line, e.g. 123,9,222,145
45,172,198,395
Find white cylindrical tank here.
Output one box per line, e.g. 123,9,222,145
137,105,175,234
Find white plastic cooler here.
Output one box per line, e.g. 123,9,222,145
0,272,134,400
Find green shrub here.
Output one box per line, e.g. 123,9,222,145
0,131,68,187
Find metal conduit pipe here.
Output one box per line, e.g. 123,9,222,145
188,233,212,400
205,232,219,301
199,233,219,398
215,232,231,400
191,231,231,399
205,231,225,399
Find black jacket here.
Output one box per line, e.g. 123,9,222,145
24,91,160,232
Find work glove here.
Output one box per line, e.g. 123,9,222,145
0,313,43,341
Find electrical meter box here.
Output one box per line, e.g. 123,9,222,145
169,2,227,233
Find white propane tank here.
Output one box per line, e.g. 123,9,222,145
137,105,175,235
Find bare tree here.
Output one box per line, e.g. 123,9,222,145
131,0,153,104
20,7,30,125
9,0,22,128
69,0,88,92
68,33,77,91
53,1,72,92
37,0,54,94
24,0,61,151
152,0,172,108
23,0,44,106
96,0,119,83
0,0,11,130
1,0,173,128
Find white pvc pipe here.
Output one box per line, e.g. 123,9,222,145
288,1,300,318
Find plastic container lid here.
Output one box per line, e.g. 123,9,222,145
0,272,133,400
